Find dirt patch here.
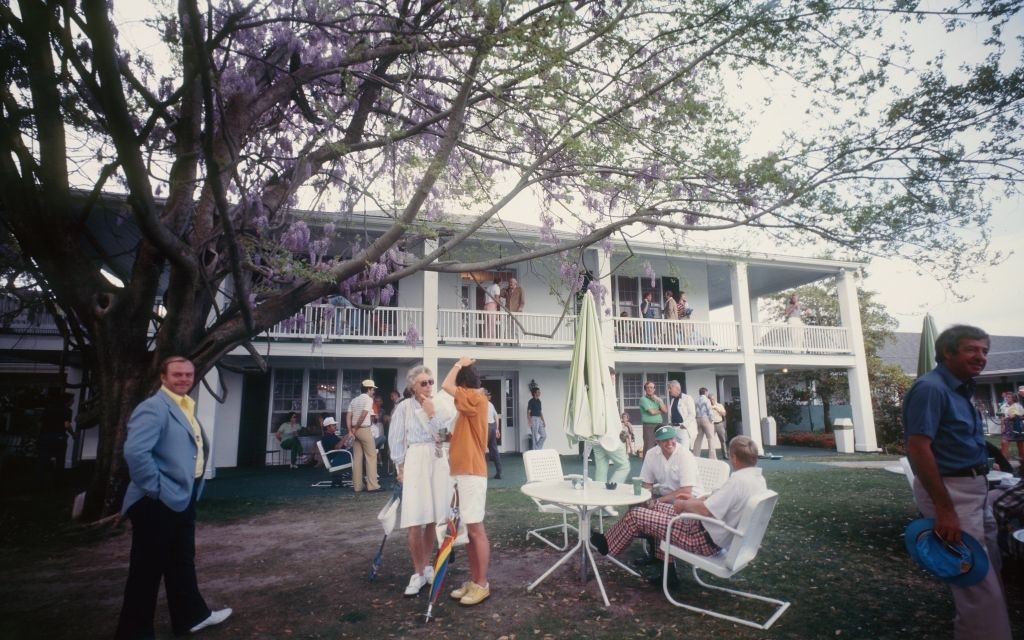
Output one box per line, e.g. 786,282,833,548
0,496,662,639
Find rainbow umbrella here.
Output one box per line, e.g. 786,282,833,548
424,488,461,622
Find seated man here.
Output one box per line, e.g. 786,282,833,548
319,417,348,452
639,426,703,500
591,436,765,584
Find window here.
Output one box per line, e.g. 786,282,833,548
271,369,304,433
307,370,338,419
614,276,663,318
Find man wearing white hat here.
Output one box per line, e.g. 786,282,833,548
348,379,381,492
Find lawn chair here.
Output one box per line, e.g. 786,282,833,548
311,441,354,488
898,456,916,494
523,449,578,551
659,489,789,630
693,457,730,496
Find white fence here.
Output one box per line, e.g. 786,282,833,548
437,309,576,347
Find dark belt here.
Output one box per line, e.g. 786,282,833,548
942,463,988,478
670,423,683,427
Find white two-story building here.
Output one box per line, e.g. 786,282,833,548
1,207,878,472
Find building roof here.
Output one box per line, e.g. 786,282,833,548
878,332,1024,379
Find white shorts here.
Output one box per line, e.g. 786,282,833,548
453,474,487,524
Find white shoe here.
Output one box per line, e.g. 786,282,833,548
423,564,435,584
602,506,619,517
190,608,232,633
404,572,427,596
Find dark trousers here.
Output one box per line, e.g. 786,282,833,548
115,489,210,639
487,423,502,477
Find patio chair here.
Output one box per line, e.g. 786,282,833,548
693,457,730,496
311,440,354,488
523,449,578,551
898,456,916,494
658,489,789,630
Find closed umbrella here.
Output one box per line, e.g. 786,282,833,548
917,313,938,377
368,481,402,581
563,291,620,479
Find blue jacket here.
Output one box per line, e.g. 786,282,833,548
122,390,209,515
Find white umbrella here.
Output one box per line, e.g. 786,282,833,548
563,291,620,478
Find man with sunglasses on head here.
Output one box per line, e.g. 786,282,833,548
903,325,1011,639
388,366,455,597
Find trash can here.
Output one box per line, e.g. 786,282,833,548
760,417,777,446
833,418,855,453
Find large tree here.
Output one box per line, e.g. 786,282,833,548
0,0,1020,519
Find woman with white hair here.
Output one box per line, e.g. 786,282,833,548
388,365,455,597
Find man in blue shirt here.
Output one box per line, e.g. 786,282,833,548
903,325,1010,640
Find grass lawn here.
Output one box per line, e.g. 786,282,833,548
1,456,1021,639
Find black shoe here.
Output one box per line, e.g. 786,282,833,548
493,474,502,480
590,531,609,555
647,564,680,589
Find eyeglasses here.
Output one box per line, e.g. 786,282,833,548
418,379,435,387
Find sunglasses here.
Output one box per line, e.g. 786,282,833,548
418,379,435,387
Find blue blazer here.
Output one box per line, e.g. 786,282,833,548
122,390,210,515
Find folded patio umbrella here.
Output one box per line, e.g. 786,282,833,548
563,291,621,478
424,487,461,622
369,481,402,581
917,312,938,377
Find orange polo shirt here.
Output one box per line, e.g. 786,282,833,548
448,387,488,477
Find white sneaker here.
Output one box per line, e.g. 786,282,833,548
602,506,619,517
423,565,435,585
190,608,232,633
404,572,427,596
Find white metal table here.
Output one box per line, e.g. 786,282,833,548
521,478,651,606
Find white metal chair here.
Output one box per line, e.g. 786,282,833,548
693,457,730,496
658,489,789,630
311,441,354,488
523,449,578,551
898,456,916,493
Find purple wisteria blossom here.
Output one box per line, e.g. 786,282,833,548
281,221,311,252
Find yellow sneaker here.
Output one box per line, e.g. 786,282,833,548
458,582,491,606
450,581,472,600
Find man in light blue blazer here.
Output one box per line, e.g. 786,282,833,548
115,356,231,639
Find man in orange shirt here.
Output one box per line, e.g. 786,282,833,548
441,356,491,606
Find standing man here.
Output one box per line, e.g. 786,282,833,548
504,277,525,312
115,356,231,639
484,389,503,480
639,381,667,456
592,367,630,486
903,325,1011,640
527,387,546,450
692,387,721,459
348,379,381,492
442,357,492,606
666,380,695,449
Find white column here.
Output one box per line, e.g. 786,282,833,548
421,239,440,374
197,369,222,479
836,269,878,451
730,262,764,453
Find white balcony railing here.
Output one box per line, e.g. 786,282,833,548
751,322,851,354
267,305,424,344
613,317,741,351
437,309,576,347
0,298,61,335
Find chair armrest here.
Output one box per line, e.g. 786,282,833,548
664,510,741,542
325,448,353,465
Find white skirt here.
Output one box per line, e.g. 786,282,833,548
400,444,452,528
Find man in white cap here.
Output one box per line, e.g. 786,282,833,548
347,379,381,492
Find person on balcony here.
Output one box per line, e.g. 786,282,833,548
639,290,656,346
484,277,501,342
503,277,525,340
783,294,807,351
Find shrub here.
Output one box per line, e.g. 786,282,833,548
778,430,836,449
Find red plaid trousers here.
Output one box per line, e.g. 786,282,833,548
605,501,720,559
